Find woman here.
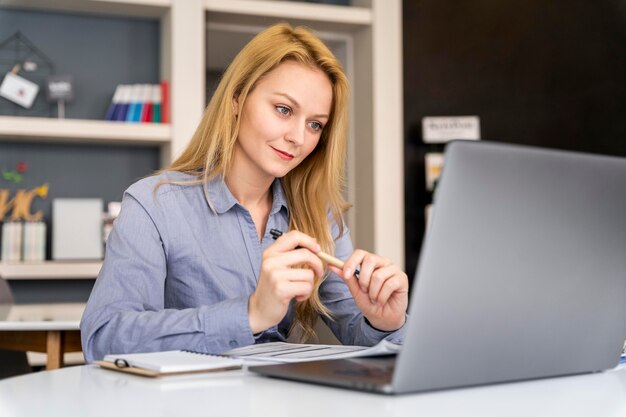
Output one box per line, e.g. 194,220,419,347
81,23,408,362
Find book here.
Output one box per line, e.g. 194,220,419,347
151,84,161,123
223,339,401,364
104,85,123,121
140,84,153,123
160,80,169,124
125,84,143,122
97,350,243,377
114,85,132,122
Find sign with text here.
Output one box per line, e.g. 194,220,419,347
422,116,481,143
46,75,74,101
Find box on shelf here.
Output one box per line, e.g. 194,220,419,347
52,199,103,260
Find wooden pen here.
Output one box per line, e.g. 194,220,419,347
269,229,360,278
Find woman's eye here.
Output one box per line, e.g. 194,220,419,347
308,121,323,132
275,105,291,116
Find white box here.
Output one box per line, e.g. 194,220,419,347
23,222,46,261
1,222,23,261
52,199,103,260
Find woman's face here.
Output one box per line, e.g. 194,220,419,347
232,60,333,181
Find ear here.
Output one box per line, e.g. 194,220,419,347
232,93,239,116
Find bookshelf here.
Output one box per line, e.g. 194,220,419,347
0,261,102,280
0,116,170,145
0,0,404,275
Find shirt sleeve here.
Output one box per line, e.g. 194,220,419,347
318,222,406,346
80,190,255,362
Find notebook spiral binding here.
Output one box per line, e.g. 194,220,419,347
180,349,230,359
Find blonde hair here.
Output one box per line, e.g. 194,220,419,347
165,23,350,341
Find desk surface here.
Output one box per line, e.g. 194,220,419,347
1,365,626,417
0,303,84,331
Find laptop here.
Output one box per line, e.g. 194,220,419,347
250,141,626,394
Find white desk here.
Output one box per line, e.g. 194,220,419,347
1,365,626,417
0,303,84,370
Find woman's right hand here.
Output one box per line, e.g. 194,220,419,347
248,231,325,334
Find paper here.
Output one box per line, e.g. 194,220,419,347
223,339,401,364
0,72,39,108
102,350,243,373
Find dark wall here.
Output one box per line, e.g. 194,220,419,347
403,1,626,275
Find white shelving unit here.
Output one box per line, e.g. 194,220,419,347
204,0,372,26
203,0,405,266
0,261,102,280
0,116,170,145
0,0,404,272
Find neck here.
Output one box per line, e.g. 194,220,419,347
224,169,274,210
226,143,275,209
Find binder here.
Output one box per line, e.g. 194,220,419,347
151,84,161,123
160,80,169,124
114,85,131,122
104,85,122,121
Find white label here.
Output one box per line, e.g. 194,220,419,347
422,116,481,143
0,72,39,108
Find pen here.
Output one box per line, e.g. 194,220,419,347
269,229,359,278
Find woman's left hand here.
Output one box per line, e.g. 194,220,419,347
328,250,408,332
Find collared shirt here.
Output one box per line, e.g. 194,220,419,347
80,171,404,362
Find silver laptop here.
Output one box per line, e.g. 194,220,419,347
250,141,626,394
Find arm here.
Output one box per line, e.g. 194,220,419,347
319,224,406,346
80,191,255,362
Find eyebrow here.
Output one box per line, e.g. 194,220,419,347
274,92,329,120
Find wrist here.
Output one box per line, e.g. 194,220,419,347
247,295,265,334
364,315,406,333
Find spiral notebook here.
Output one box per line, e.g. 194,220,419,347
96,350,243,377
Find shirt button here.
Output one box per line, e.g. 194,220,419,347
229,340,237,348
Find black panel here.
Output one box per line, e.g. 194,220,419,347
403,0,626,274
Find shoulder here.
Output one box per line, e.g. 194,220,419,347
125,171,202,203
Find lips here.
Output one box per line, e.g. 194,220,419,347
271,146,294,161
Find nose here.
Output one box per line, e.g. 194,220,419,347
285,120,306,146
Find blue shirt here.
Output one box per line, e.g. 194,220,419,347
80,171,405,362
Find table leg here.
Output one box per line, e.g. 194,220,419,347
46,331,64,370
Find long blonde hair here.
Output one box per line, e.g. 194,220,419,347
165,23,350,341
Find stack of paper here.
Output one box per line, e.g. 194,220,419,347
224,340,401,364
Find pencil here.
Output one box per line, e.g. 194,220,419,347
269,229,359,278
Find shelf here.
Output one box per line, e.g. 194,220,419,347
205,0,372,28
0,0,171,18
0,116,170,146
28,351,85,367
0,261,102,280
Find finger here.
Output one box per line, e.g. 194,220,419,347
270,268,315,283
268,248,324,278
281,281,314,302
342,249,368,279
368,264,399,303
328,264,364,299
356,253,381,293
377,275,409,306
272,230,321,254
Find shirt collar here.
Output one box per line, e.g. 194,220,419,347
207,176,289,215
